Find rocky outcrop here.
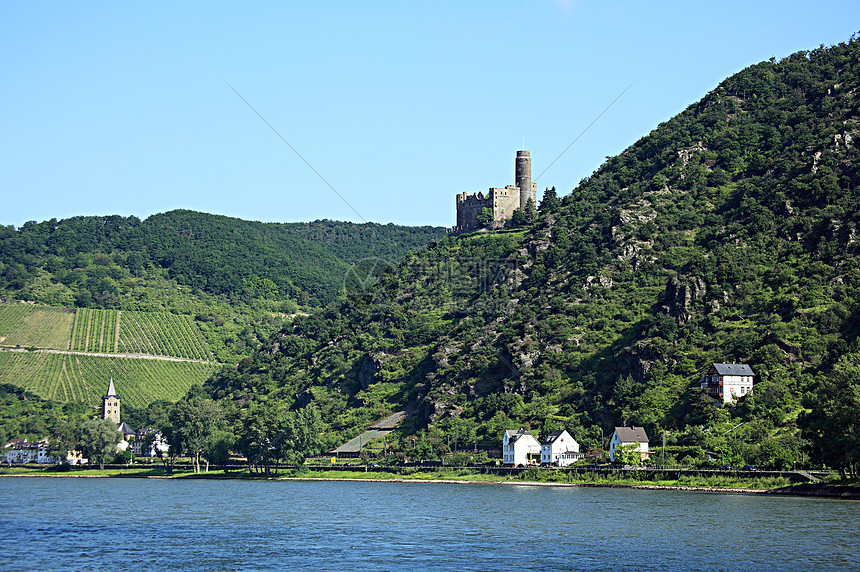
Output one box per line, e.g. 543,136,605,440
662,275,706,322
358,353,383,389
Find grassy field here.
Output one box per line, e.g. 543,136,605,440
0,304,75,349
0,351,218,407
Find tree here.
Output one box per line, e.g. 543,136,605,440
164,396,223,474
476,207,494,228
523,198,537,223
538,187,559,216
203,429,236,473
236,402,282,473
613,443,642,465
800,352,860,479
113,449,133,465
411,431,434,463
77,418,121,470
511,208,528,226
47,419,77,466
280,406,324,466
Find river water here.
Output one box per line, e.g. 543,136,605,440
2,477,858,571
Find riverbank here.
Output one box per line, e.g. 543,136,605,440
2,465,857,498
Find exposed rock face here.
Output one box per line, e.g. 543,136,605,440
358,353,383,389
619,341,656,385
662,275,706,322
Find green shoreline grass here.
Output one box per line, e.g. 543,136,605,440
0,465,798,491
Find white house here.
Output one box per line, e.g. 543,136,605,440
4,438,86,465
502,429,541,466
700,363,755,404
541,429,582,466
5,438,40,464
132,428,169,458
609,426,650,462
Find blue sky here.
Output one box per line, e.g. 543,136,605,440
2,2,858,228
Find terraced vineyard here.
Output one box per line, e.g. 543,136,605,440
0,303,218,406
67,309,212,360
70,308,120,353
0,304,74,349
117,311,211,360
0,351,218,408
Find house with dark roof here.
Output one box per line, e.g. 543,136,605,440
609,426,650,462
502,429,541,466
132,428,169,458
700,363,755,404
540,429,582,466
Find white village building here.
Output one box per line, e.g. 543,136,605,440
4,438,86,465
132,428,169,458
609,426,650,462
700,363,756,404
502,429,541,466
541,429,582,466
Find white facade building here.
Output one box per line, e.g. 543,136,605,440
502,429,541,466
132,429,169,457
700,363,755,404
541,429,582,466
609,426,650,462
2,438,82,464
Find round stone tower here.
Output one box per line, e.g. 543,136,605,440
515,150,532,210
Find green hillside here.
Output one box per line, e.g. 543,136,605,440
0,210,445,309
203,38,860,473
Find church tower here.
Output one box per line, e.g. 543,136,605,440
102,378,120,425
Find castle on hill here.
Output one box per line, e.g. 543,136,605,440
453,150,537,232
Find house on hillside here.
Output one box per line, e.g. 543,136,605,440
541,429,582,466
700,363,755,404
609,426,650,462
502,429,541,466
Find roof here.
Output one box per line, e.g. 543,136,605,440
505,429,537,444
542,429,567,445
104,377,119,399
712,363,755,376
117,422,136,435
614,426,649,443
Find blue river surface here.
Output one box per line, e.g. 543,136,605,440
1,477,858,571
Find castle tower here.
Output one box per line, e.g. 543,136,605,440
515,150,532,210
102,378,120,425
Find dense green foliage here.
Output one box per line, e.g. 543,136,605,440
77,418,122,469
0,384,92,448
0,209,445,309
202,37,860,474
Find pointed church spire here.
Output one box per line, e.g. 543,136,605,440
107,377,117,397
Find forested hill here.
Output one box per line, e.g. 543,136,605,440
207,37,860,474
0,210,446,308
